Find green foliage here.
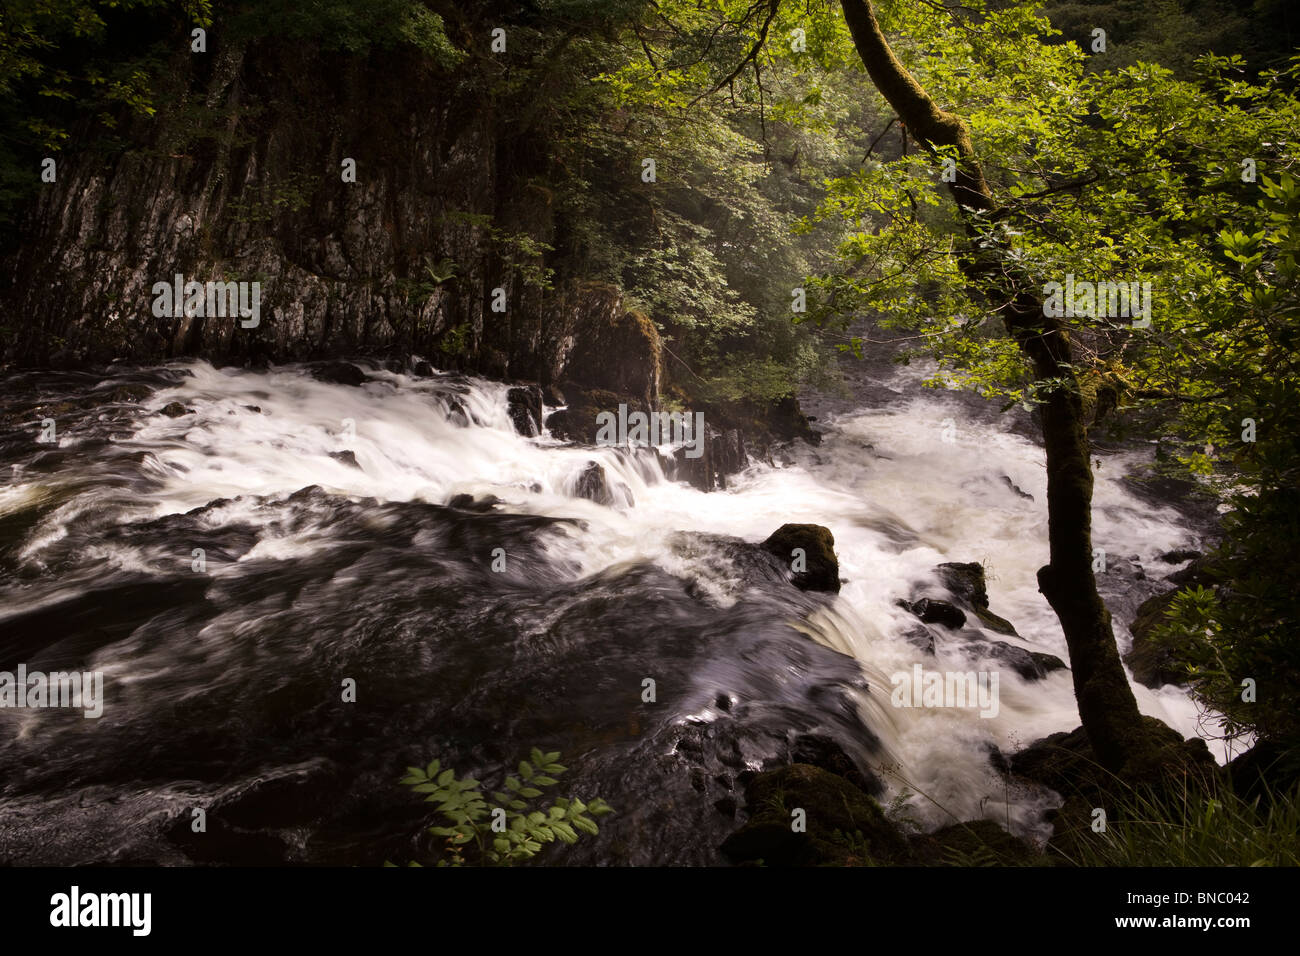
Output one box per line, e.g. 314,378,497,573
562,0,871,400
438,321,472,357
1042,0,1298,76
0,0,213,228
396,750,612,866
226,0,461,65
1143,171,1300,757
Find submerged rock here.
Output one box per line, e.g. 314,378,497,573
760,524,840,593
1001,475,1034,500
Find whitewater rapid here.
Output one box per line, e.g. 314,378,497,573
0,357,1213,854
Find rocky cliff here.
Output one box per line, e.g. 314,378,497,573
0,34,659,401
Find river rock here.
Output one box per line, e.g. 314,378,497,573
1001,475,1034,500
910,597,966,629
574,461,613,505
720,764,909,866
506,385,543,436
787,733,884,797
1124,590,1184,687
312,362,368,387
760,524,840,593
935,560,1019,635
108,384,154,403
980,640,1067,681
544,384,646,444
937,561,989,607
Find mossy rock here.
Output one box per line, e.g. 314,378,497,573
972,606,1019,637
544,385,646,444
1124,590,1183,688
937,561,989,607
908,819,1045,866
720,764,909,866
761,523,840,593
1010,718,1220,857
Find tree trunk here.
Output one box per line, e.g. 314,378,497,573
839,0,1156,776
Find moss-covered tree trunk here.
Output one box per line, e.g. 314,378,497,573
839,0,1156,776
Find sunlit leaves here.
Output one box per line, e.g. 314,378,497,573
396,749,611,866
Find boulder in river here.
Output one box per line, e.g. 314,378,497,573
720,763,909,866
574,461,614,505
910,597,966,630
312,362,368,387
760,523,840,593
935,560,1019,635
980,640,1067,681
507,385,543,437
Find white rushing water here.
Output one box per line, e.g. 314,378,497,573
9,358,1213,843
